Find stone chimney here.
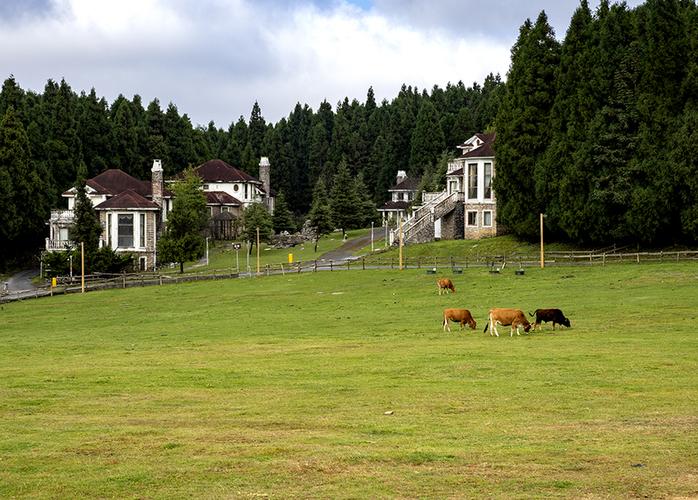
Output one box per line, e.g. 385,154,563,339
151,159,163,209
259,156,271,210
396,170,407,186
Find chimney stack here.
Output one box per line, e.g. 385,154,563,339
151,159,164,211
259,156,271,211
396,170,407,186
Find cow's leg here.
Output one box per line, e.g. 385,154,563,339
443,317,450,332
493,320,499,337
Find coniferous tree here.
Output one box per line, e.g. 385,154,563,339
494,12,560,238
71,167,103,256
329,160,360,237
272,191,296,233
308,177,334,252
409,100,445,175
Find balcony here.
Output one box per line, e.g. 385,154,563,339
46,238,75,251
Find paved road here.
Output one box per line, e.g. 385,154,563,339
318,227,386,261
5,269,38,292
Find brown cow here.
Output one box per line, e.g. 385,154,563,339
437,278,456,295
442,308,477,332
528,308,571,331
483,308,532,337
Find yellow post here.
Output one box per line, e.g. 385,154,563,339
51,277,56,297
540,213,545,269
81,242,85,293
399,217,404,271
288,253,293,264
256,227,260,276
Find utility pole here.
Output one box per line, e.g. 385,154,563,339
399,217,404,270
540,213,545,269
256,227,260,276
81,242,85,293
371,221,374,252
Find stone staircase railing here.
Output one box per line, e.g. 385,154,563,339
390,191,461,245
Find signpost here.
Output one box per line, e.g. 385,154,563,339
233,243,241,273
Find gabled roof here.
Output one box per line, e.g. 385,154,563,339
205,191,242,206
390,177,421,191
195,159,261,184
447,167,464,177
94,189,160,210
460,132,496,159
378,200,411,211
87,169,151,197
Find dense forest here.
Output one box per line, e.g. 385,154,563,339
495,0,698,246
1,0,697,270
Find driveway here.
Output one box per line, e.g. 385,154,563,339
5,269,39,292
319,227,386,261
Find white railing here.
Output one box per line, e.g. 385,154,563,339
50,209,74,223
46,238,75,251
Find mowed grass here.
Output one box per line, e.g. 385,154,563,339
1,263,698,498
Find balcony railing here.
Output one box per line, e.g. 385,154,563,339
46,238,75,251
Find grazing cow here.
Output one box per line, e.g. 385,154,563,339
437,278,456,295
529,308,571,331
442,308,477,332
483,308,532,337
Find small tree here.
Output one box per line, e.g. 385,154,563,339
308,177,334,252
272,191,296,233
242,202,273,255
157,168,208,273
71,172,103,257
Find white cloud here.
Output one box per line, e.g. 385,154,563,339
3,0,621,128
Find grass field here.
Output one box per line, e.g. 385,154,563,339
1,263,698,498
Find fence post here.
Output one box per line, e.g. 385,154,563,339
314,260,318,272
330,260,333,271
603,253,606,266
465,256,468,269
417,257,421,269
298,262,302,273
122,275,126,289
362,257,365,270
636,252,640,264
159,275,163,285
450,256,454,269
347,260,350,271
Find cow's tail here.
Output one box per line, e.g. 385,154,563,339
528,311,536,317
483,322,489,333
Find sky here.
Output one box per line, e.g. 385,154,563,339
0,0,644,128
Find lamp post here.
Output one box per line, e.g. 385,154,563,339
371,221,374,252
205,237,209,266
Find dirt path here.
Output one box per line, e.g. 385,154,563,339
5,269,38,292
318,227,385,261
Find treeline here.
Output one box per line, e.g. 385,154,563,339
0,73,504,268
495,0,698,246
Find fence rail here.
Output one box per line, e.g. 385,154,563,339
2,250,697,304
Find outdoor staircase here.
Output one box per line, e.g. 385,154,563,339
390,191,462,245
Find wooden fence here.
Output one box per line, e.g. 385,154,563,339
2,250,697,304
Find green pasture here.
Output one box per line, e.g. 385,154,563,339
1,263,697,498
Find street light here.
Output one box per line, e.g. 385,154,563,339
371,221,374,252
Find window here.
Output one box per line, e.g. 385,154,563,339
139,257,147,271
222,206,229,212
202,184,209,190
140,213,146,248
468,164,478,199
210,207,214,217
118,214,134,248
484,163,492,199
245,184,248,199
483,210,492,227
466,211,477,227
233,184,239,192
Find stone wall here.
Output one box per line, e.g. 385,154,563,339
440,204,464,240
463,202,497,239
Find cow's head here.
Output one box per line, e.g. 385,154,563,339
468,318,477,330
523,322,532,333
562,318,571,328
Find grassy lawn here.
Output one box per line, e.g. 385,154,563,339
182,229,370,273
360,234,579,261
1,263,697,497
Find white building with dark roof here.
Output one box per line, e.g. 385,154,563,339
378,170,421,224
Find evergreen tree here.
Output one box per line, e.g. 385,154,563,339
354,173,379,228
71,172,103,256
272,191,296,233
242,202,274,254
494,12,560,238
307,177,334,252
157,168,208,273
409,100,445,175
329,160,360,237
